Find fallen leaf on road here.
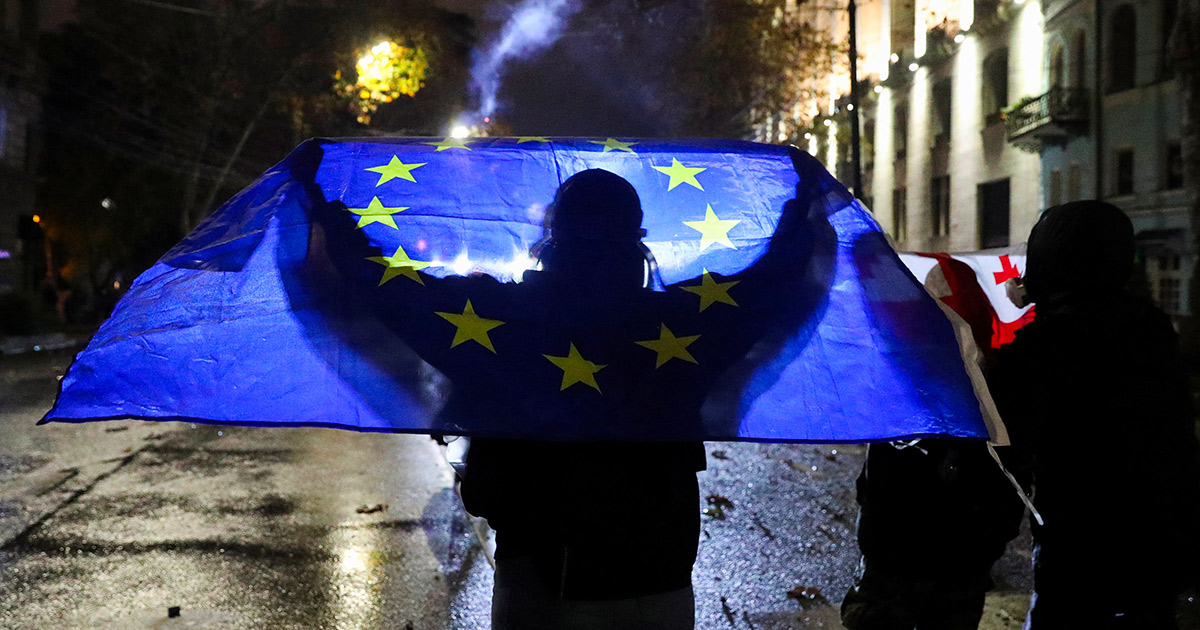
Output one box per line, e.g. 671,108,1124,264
704,494,735,520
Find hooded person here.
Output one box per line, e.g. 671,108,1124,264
313,161,817,629
990,201,1200,629
456,169,707,630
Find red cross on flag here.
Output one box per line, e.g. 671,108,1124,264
900,248,1036,351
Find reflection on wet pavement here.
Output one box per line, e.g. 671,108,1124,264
0,349,1047,629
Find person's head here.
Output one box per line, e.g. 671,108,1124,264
535,168,654,288
1023,200,1134,304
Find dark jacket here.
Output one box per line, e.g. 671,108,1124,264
460,438,706,600
853,438,1025,579
990,294,1200,596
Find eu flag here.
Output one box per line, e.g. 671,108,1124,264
42,137,1001,443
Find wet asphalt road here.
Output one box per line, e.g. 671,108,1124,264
1,347,1039,629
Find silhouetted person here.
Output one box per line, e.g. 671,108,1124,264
842,256,1025,630
316,165,815,629
459,170,705,629
990,201,1200,629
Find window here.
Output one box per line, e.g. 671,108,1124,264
894,103,908,159
932,79,952,146
1068,164,1082,201
0,107,8,160
1115,149,1135,195
1109,4,1137,92
931,175,951,237
1049,169,1063,207
1050,45,1065,90
1165,142,1183,190
979,179,1011,248
893,187,908,242
982,49,1009,124
1155,256,1182,314
1071,31,1087,89
1162,0,1178,75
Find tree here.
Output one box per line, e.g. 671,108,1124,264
36,0,473,317
676,0,839,139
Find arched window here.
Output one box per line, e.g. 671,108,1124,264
1071,30,1087,88
1109,4,1137,92
1050,44,1065,90
1162,0,1179,75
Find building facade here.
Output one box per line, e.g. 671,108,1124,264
802,0,1197,321
863,0,1044,254
0,0,43,295
1016,0,1193,318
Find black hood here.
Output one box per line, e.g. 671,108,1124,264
1024,200,1134,305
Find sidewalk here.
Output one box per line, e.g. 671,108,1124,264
0,326,96,356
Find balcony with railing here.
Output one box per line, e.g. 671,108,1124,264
1005,87,1089,152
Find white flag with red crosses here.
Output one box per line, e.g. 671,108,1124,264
900,248,1036,351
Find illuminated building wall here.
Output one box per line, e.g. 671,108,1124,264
1038,0,1194,318
868,0,1044,252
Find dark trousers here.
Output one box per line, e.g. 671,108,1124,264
841,558,990,630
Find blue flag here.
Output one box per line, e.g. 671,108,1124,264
43,137,997,443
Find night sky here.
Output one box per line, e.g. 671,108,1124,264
444,0,704,136
41,0,703,137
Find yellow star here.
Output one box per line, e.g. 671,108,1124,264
681,270,740,312
544,343,606,392
684,205,740,251
589,138,637,153
652,158,706,191
516,136,550,143
366,245,433,286
436,300,505,353
426,137,472,152
635,324,700,368
346,197,409,229
364,156,426,186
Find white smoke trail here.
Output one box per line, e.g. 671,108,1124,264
469,0,582,123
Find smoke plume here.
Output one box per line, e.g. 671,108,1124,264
468,0,582,123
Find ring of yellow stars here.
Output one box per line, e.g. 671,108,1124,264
367,245,433,286
544,343,606,392
426,137,472,152
635,324,700,368
653,158,706,191
683,205,740,251
681,270,740,312
346,197,409,229
589,138,637,153
436,300,505,353
365,156,426,186
516,136,549,143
